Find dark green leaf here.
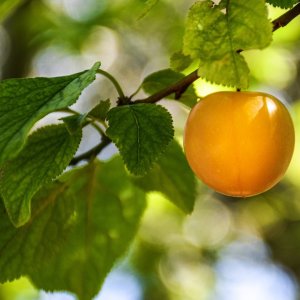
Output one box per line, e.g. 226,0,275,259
0,181,75,282
106,104,174,175
0,62,99,165
183,0,272,88
30,157,146,300
266,0,299,8
142,69,197,107
170,51,193,72
61,113,87,135
0,124,82,227
88,99,111,121
134,140,196,213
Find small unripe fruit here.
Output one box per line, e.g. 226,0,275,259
184,91,295,197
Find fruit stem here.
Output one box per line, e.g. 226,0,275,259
134,5,300,104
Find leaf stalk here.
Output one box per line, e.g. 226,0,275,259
97,69,126,102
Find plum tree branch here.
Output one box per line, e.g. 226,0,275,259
134,71,199,104
69,135,111,165
134,3,300,104
272,2,300,31
69,3,300,166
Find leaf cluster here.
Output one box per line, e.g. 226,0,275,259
176,0,273,88
0,60,197,299
0,0,299,299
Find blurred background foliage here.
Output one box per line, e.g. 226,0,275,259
1,0,300,299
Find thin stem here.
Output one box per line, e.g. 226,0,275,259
56,108,80,115
87,113,108,129
97,69,126,100
129,83,143,99
69,135,111,166
89,122,106,136
57,108,106,136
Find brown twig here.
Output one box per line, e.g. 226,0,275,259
272,2,300,31
69,135,111,166
69,3,300,165
134,70,199,104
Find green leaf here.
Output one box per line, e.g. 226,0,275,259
183,0,272,88
88,99,111,121
170,51,193,72
106,104,174,175
0,124,82,227
0,181,75,282
61,113,88,135
0,0,23,22
266,0,299,8
138,0,160,19
134,140,196,213
142,69,197,107
0,62,99,165
30,157,146,300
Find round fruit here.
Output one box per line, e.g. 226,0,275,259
184,91,295,197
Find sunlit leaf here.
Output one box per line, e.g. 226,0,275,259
183,0,272,88
106,104,174,175
266,0,299,8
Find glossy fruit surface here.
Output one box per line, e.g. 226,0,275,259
184,91,295,197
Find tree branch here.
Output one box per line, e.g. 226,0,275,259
134,3,300,105
69,135,111,166
272,2,300,32
69,3,300,165
134,70,199,104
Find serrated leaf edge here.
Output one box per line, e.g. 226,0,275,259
0,124,82,227
106,104,174,176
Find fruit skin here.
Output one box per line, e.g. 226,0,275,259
184,91,295,197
